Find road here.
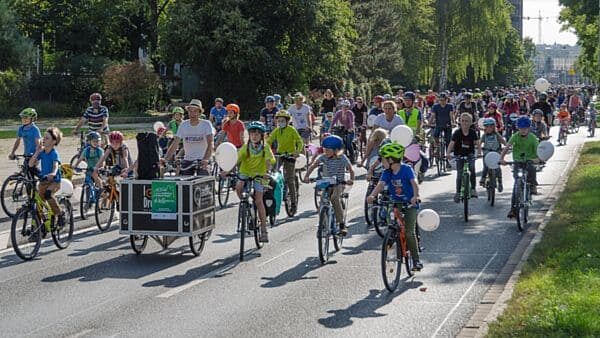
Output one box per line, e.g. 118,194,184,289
0,126,591,337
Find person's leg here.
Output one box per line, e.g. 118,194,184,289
496,166,503,192
40,181,61,218
509,164,519,216
235,179,244,199
481,163,489,186
283,161,297,207
527,162,538,193
469,158,477,194
444,126,452,148
330,186,345,231
403,208,421,266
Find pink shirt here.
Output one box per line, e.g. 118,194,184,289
331,110,355,131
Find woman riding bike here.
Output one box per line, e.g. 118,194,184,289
329,100,356,163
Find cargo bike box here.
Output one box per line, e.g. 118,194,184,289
119,176,215,256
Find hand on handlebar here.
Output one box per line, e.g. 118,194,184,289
500,159,507,166
8,153,15,160
346,179,354,186
367,195,375,204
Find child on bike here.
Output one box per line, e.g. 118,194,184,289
29,127,65,229
221,104,245,148
447,113,482,203
9,108,41,161
483,102,504,134
500,117,540,218
320,112,334,142
168,107,184,135
479,118,507,192
366,142,422,270
303,135,355,236
94,131,132,183
74,131,104,187
530,109,549,141
235,121,275,243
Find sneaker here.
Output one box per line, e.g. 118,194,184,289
507,208,516,218
412,260,423,271
259,228,269,243
453,193,460,203
471,188,478,198
497,181,503,193
339,223,348,236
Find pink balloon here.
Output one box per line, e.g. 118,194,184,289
308,144,319,156
404,144,420,162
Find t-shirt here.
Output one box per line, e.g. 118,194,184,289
82,146,104,170
531,101,553,115
531,121,548,139
508,133,539,162
317,154,351,182
105,144,132,169
17,123,41,156
176,120,216,161
237,143,275,177
380,164,416,203
321,98,337,114
222,119,245,148
352,104,368,126
431,103,454,127
332,110,355,130
39,148,61,182
451,128,479,156
425,94,437,106
369,107,383,117
168,120,180,134
457,102,478,120
210,107,227,126
374,113,404,132
260,107,279,132
288,104,311,130
83,106,109,132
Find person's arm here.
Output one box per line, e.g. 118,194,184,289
237,123,245,145
204,135,214,162
294,129,304,155
95,149,109,170
428,109,436,126
121,148,130,169
9,138,20,159
303,157,320,182
446,140,455,159
29,145,42,167
499,134,508,147
164,136,181,161
367,181,385,203
73,116,86,134
362,110,368,127
47,160,59,182
410,179,419,205
499,141,511,164
476,139,482,157
361,141,375,167
347,161,355,183
330,112,340,132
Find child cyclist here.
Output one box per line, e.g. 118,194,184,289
479,118,507,192
9,108,41,162
303,135,355,236
500,117,540,218
447,113,482,202
168,107,184,135
366,142,422,270
29,127,65,231
235,122,275,243
94,131,132,182
73,131,104,187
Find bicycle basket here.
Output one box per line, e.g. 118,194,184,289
316,177,336,190
60,164,74,180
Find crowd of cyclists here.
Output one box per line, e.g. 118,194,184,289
5,84,599,269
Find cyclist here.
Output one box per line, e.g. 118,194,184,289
319,89,337,118
374,100,404,133
73,93,109,143
363,128,389,177
303,135,355,236
168,107,184,135
425,89,437,110
500,93,519,139
369,95,384,118
221,104,245,148
587,103,598,132
209,98,227,131
483,102,504,134
530,109,549,141
479,118,507,192
273,94,283,110
95,131,132,180
29,127,65,232
73,131,104,187
517,92,530,116
260,96,279,133
235,121,275,243
447,113,482,202
288,92,313,144
330,100,356,163
556,103,571,143
164,99,215,176
531,92,554,128
428,92,455,149
352,96,368,149
321,112,334,141
9,108,41,161
267,110,304,214
456,92,479,131
500,117,540,218
366,142,422,271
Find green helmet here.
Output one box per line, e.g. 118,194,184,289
19,108,37,119
379,142,405,160
275,110,291,120
172,106,185,115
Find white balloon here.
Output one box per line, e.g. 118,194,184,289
417,209,440,231
153,121,165,133
57,179,74,197
295,154,307,169
537,140,555,161
214,142,238,171
484,152,501,170
367,115,377,128
77,161,88,170
344,173,353,191
534,78,550,92
390,125,414,147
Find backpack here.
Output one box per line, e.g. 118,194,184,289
136,132,160,180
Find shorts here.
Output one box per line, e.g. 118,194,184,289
299,128,312,141
238,174,265,193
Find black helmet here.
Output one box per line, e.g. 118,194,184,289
403,91,416,101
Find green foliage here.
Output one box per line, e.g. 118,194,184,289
0,69,28,107
0,0,33,71
559,0,599,80
102,62,161,112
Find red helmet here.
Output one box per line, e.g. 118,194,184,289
488,102,498,109
226,103,240,115
109,131,123,143
90,92,102,101
374,95,384,102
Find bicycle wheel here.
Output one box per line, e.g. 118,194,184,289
1,175,27,218
373,205,388,238
381,228,401,292
463,173,469,222
317,208,330,264
488,172,496,207
404,245,415,277
190,230,211,256
217,175,231,208
11,207,42,261
80,183,92,220
130,235,148,254
314,187,321,210
239,203,247,261
269,214,276,227
95,192,116,232
69,154,80,168
252,206,263,249
515,180,524,232
364,185,374,226
52,199,74,249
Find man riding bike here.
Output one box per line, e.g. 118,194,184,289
73,93,110,144
398,92,423,137
428,92,455,149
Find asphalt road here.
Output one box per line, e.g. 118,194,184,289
0,126,592,337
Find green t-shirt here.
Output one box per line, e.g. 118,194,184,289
237,143,275,177
508,132,539,162
168,120,179,134
267,126,304,155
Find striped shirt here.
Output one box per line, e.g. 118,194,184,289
317,154,350,182
83,106,109,132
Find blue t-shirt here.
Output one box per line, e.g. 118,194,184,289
17,123,41,156
39,148,61,182
369,107,383,117
260,107,279,131
380,164,415,202
82,146,104,170
431,103,454,127
210,107,227,126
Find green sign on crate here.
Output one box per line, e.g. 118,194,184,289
151,181,177,220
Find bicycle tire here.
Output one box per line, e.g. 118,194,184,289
239,203,247,261
364,185,374,226
252,206,263,249
404,246,415,277
488,172,496,207
217,176,231,209
314,187,321,210
130,235,148,254
1,174,27,218
334,195,348,251
317,208,330,264
80,183,91,220
516,180,524,232
381,228,401,292
463,173,470,222
69,154,80,168
11,207,42,261
52,199,74,249
190,230,211,256
95,193,116,232
373,205,388,238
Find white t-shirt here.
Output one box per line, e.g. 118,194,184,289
374,113,404,132
176,119,215,161
288,104,311,130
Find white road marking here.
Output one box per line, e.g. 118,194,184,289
257,249,294,267
0,231,9,250
430,251,498,338
156,261,237,298
66,328,94,338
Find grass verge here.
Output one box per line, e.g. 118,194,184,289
0,127,139,140
487,141,600,337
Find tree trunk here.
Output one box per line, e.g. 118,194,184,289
436,0,450,91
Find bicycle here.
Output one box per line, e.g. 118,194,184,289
431,126,450,177
275,154,300,217
332,126,358,164
370,188,391,238
558,122,568,146
363,159,383,228
587,114,596,137
78,169,101,220
484,164,501,207
237,175,266,261
452,155,475,222
503,160,534,232
95,166,122,232
217,169,237,209
570,114,580,134
11,176,74,261
69,130,86,167
312,177,348,264
1,155,36,218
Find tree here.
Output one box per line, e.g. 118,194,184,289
559,0,598,80
0,0,33,71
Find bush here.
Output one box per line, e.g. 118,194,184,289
0,69,28,107
103,61,161,113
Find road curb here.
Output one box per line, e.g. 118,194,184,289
456,143,583,338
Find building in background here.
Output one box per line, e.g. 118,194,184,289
534,44,588,85
509,0,523,39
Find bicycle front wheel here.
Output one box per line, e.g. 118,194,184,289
95,193,116,232
463,174,470,222
239,203,249,261
11,207,42,261
373,205,388,238
217,176,231,209
381,228,401,292
515,180,524,232
80,183,92,220
52,199,74,249
317,208,330,264
1,175,27,218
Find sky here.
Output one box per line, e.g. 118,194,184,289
522,0,578,45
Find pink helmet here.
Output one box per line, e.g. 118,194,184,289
109,131,124,143
488,102,498,109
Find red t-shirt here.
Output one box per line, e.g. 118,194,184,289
223,119,245,148
426,94,436,106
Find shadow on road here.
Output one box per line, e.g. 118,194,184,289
261,257,325,288
68,236,129,257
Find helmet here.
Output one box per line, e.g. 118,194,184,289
341,100,351,107
532,109,543,116
383,94,392,100
273,94,281,101
374,95,384,102
19,108,37,119
439,92,448,99
247,121,266,133
483,118,496,127
89,92,102,101
226,103,240,115
379,142,405,160
325,111,334,117
265,96,275,103
517,116,531,129
322,135,344,150
473,93,482,99
464,92,473,99
172,106,185,115
488,102,498,109
275,110,291,120
109,131,124,143
507,93,515,99
86,131,101,142
539,92,548,100
403,91,416,101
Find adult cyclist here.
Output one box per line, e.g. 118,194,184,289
397,92,423,137
73,92,110,144
288,92,313,145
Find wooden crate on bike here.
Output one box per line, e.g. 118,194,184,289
119,176,215,236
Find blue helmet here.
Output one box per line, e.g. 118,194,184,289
322,135,344,150
273,94,281,101
265,96,275,103
517,116,531,129
247,121,266,133
86,131,101,142
483,118,496,127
